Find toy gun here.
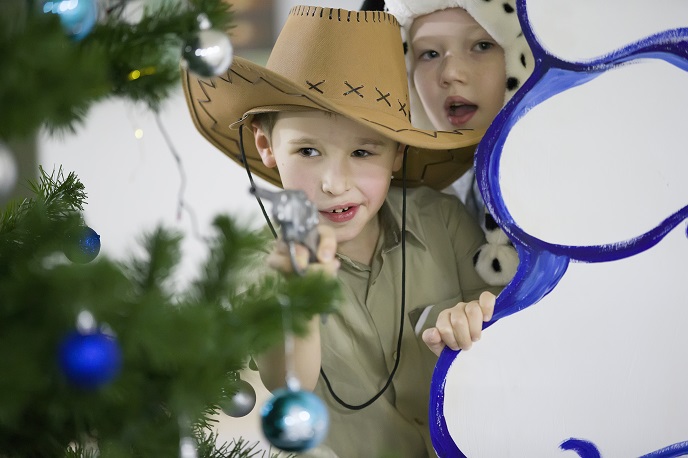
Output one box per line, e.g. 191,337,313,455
250,184,320,276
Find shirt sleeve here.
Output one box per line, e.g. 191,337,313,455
439,192,503,301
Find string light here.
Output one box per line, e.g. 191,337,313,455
127,66,157,81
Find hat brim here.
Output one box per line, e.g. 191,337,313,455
182,57,483,190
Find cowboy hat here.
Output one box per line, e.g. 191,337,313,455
181,5,485,190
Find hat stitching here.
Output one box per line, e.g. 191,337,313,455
375,87,392,107
343,81,365,98
208,66,468,143
398,100,408,118
306,80,325,94
362,117,471,139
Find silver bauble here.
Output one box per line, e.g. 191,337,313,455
220,379,256,418
182,28,233,78
0,142,18,201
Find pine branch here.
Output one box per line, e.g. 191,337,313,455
125,226,183,296
0,0,233,140
0,168,341,456
0,166,85,263
191,215,267,304
0,2,111,140
196,429,295,458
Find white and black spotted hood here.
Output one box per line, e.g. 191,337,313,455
383,0,530,286
385,0,535,129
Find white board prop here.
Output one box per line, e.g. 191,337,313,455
430,0,688,456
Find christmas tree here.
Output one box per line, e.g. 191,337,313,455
0,1,341,456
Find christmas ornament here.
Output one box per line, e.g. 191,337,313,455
64,225,101,263
260,387,329,452
179,435,197,458
181,14,233,78
58,311,122,389
220,378,256,418
0,142,18,201
178,415,198,458
41,0,99,41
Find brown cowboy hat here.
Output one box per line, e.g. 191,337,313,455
181,5,484,190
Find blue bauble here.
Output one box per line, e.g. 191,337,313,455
64,225,100,264
260,388,329,452
58,330,122,389
42,0,98,41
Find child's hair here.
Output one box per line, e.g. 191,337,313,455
253,112,279,141
254,111,396,147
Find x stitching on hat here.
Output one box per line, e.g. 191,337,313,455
306,79,325,94
375,87,391,107
343,81,364,98
398,100,407,117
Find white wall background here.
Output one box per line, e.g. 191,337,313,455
38,0,362,452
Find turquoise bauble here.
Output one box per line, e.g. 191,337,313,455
42,0,98,41
260,388,329,452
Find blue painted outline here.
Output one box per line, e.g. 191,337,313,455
429,1,688,455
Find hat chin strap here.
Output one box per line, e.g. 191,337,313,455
319,145,409,410
239,125,277,239
240,124,409,410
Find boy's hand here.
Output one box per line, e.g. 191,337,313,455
422,291,496,356
267,225,339,277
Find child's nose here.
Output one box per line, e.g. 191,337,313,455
321,160,351,195
439,54,469,86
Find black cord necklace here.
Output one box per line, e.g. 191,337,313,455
239,125,408,410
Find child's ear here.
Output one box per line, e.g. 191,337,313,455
251,119,276,168
392,143,406,172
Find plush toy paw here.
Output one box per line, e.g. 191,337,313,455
473,213,519,286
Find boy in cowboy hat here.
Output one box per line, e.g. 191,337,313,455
381,0,536,288
182,6,500,457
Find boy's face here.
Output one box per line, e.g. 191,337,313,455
410,7,506,131
253,111,403,252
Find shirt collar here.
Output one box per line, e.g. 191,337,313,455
378,192,426,254
336,190,427,270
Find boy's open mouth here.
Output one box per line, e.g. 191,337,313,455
330,207,351,213
445,101,478,127
448,103,477,117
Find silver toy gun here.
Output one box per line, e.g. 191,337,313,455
250,184,320,276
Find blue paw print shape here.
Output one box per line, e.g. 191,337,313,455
429,1,688,456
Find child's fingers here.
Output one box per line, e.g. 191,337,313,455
308,257,340,277
465,301,484,343
478,291,496,322
422,328,445,357
316,225,337,263
267,243,309,273
436,308,472,351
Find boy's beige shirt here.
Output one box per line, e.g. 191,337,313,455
314,186,502,458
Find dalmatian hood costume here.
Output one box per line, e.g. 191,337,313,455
384,0,535,286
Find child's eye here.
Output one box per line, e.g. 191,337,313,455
418,49,439,61
352,149,372,158
298,148,320,157
473,41,495,52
